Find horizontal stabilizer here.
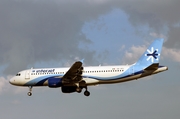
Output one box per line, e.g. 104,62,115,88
144,63,159,71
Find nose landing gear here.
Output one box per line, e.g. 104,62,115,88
27,86,33,96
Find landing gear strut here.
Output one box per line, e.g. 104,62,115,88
76,87,90,96
27,86,33,96
84,87,90,96
78,81,90,96
76,87,82,93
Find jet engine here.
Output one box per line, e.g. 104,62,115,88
48,77,63,88
61,86,77,93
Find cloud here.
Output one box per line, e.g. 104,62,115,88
149,32,167,40
0,0,180,75
165,26,180,48
0,0,109,74
0,76,28,95
122,45,146,64
162,47,180,63
118,45,126,52
122,40,180,64
121,0,180,28
0,77,8,94
0,76,22,95
119,0,180,48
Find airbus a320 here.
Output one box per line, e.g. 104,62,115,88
9,38,168,96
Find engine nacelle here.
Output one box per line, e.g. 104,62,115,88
48,77,63,88
61,86,77,93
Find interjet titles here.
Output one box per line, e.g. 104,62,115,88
32,69,55,73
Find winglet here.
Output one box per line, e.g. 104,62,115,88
80,59,84,63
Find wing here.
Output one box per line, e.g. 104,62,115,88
62,61,83,83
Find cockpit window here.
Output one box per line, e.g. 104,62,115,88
16,73,21,76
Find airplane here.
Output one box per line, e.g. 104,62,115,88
9,38,168,96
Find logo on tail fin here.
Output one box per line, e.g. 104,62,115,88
145,47,160,63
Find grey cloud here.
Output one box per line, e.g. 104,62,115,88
1,0,180,75
120,0,180,28
0,0,113,74
118,0,180,47
165,26,180,48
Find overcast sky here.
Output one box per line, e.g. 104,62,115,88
0,0,180,119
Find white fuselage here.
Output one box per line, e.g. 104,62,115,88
9,64,168,87
9,39,168,96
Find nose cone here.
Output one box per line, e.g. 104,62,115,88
9,77,16,85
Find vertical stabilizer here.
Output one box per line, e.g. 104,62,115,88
136,38,164,67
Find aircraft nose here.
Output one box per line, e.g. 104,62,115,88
9,78,15,85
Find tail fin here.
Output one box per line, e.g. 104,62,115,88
136,38,164,67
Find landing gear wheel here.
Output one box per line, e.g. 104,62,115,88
27,92,32,96
84,91,90,96
76,87,82,93
27,86,33,96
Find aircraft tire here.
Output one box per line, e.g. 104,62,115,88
76,87,82,93
27,92,32,96
84,91,90,96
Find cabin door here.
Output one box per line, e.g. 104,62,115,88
25,70,30,79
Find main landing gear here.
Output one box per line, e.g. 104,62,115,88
83,85,90,96
27,86,32,96
76,87,90,96
76,82,90,96
84,90,90,96
76,87,82,93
